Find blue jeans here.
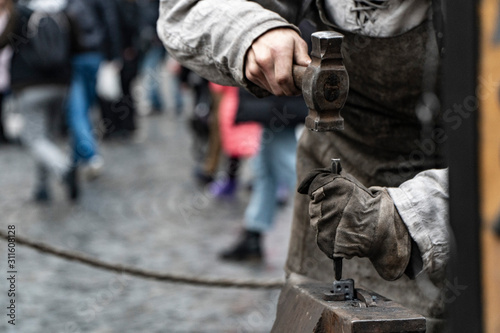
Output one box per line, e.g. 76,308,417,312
141,47,183,112
67,53,103,164
141,46,165,110
244,127,298,232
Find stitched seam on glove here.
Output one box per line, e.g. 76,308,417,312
332,181,356,259
367,190,383,256
309,188,325,229
308,175,340,197
342,176,375,197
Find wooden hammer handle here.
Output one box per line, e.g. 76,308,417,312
292,64,307,91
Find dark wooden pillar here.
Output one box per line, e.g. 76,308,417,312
442,0,483,331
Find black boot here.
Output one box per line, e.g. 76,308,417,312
33,186,51,203
64,167,80,201
219,230,263,261
33,165,51,203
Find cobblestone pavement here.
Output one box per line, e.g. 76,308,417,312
0,109,294,332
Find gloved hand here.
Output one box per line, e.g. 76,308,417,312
298,168,411,281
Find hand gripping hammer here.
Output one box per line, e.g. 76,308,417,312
292,31,349,132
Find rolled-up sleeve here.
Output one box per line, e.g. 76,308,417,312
387,168,449,284
157,0,299,95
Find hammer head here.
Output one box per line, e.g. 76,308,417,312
301,31,349,131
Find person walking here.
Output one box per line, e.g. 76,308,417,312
99,0,141,139
0,0,75,201
0,0,11,145
220,20,313,260
138,0,181,115
207,83,262,198
65,0,121,181
219,88,306,260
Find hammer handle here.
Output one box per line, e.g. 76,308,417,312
292,65,307,91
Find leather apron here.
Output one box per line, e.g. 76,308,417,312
284,6,447,331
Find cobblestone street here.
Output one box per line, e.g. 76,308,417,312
0,107,293,332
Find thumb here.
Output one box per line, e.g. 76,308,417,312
297,168,334,195
294,37,311,66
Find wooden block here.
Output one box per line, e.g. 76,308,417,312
272,281,426,333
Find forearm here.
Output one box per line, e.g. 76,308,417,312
387,168,449,284
157,0,298,94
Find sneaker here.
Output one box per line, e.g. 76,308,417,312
209,178,237,198
219,230,263,261
84,155,104,181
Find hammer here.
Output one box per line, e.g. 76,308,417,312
292,31,349,132
294,32,349,281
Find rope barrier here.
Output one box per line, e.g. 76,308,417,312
0,230,284,289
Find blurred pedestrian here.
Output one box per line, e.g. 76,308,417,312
65,0,121,180
0,0,11,145
184,68,216,183
138,0,181,115
219,89,306,260
208,83,261,198
219,20,313,260
0,0,74,201
99,0,141,139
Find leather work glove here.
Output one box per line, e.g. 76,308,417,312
298,168,411,281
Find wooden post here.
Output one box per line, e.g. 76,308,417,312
442,0,483,331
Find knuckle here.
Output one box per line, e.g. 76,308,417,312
245,71,255,81
245,64,260,78
276,74,291,86
253,52,273,68
245,69,255,80
296,38,308,48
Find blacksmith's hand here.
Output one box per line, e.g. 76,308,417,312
298,169,411,281
245,28,310,96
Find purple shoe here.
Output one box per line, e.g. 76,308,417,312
276,184,290,206
209,178,237,198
